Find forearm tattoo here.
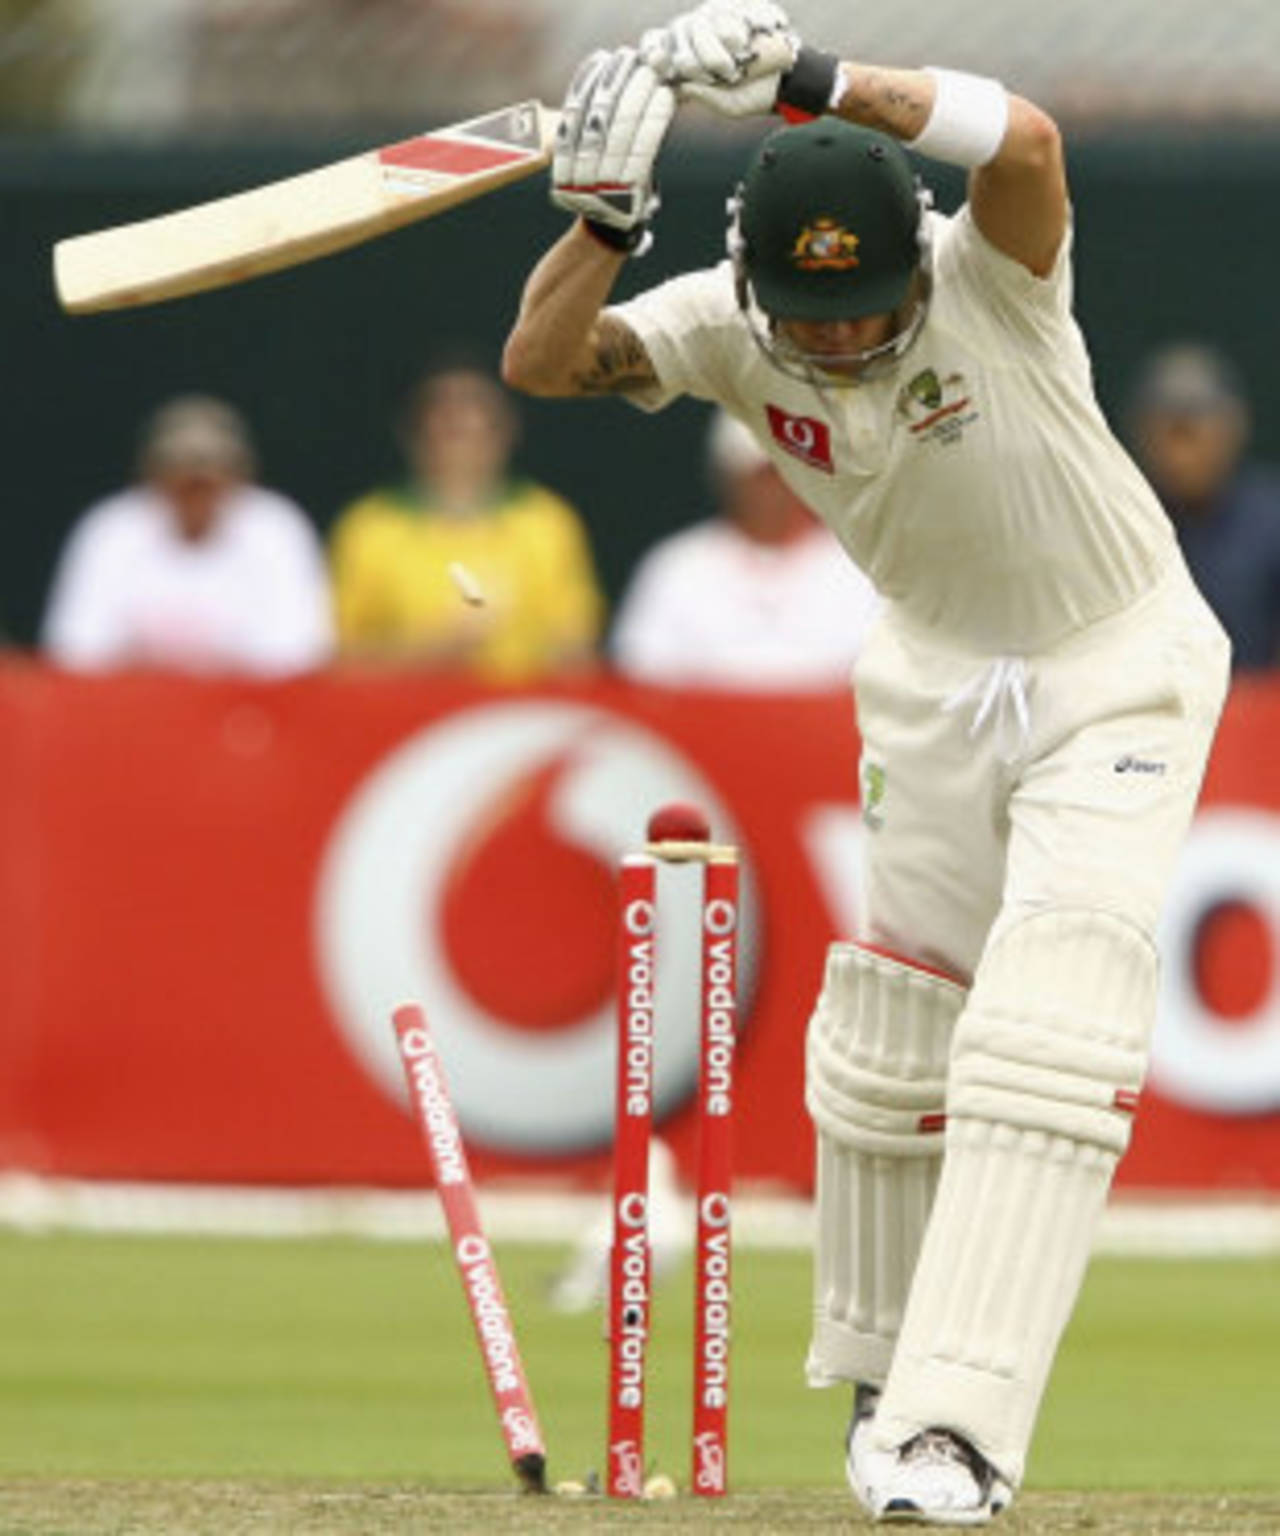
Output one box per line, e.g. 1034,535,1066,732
570,315,657,396
836,67,931,140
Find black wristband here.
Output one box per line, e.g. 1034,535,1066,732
582,217,649,255
777,46,839,117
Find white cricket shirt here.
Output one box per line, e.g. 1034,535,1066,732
41,484,335,675
611,518,881,688
612,206,1178,655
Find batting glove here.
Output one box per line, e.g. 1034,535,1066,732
552,47,675,255
641,0,842,122
640,0,797,117
641,0,794,85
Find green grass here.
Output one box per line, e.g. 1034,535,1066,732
0,1232,1276,1495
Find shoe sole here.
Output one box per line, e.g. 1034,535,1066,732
878,1499,993,1526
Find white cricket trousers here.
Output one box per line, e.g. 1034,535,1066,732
809,557,1230,1481
852,559,1230,976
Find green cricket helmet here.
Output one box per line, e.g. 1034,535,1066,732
737,118,924,321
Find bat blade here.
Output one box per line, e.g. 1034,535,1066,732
53,100,558,314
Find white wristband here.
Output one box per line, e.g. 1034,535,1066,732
909,67,1009,168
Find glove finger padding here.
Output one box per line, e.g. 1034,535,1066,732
553,50,612,187
678,63,785,119
568,47,643,185
552,47,674,234
641,0,796,85
595,64,676,192
667,10,742,82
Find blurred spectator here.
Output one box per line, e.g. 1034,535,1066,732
41,395,333,675
611,409,881,687
330,363,605,679
1127,343,1280,671
0,0,83,128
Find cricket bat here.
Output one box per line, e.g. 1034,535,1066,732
53,100,558,315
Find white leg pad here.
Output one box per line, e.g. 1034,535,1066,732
805,944,967,1387
872,907,1156,1484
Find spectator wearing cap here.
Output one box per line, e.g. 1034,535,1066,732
1127,343,1280,671
41,395,334,675
610,408,881,688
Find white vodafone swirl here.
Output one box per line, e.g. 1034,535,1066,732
1151,808,1280,1114
314,700,757,1153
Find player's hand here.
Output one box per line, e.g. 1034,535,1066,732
552,47,675,251
640,0,798,117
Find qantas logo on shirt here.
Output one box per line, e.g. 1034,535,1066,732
896,367,978,446
765,405,834,474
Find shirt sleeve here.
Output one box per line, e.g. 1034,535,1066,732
608,263,744,412
932,204,1078,359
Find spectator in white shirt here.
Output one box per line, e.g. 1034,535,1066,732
611,409,881,688
41,395,333,675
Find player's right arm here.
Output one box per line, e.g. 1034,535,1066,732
503,46,671,400
503,222,657,398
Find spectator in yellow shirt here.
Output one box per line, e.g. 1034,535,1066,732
330,364,605,678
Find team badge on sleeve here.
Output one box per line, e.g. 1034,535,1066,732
765,405,834,474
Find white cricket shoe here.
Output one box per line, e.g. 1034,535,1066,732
845,1383,895,1516
874,1428,1012,1526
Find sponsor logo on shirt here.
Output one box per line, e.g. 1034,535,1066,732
896,366,978,446
765,405,834,474
790,219,860,272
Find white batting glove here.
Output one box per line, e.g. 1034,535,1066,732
552,47,676,253
640,0,796,89
641,0,798,117
675,33,799,119
641,2,844,123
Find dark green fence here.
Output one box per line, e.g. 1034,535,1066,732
3,126,1279,644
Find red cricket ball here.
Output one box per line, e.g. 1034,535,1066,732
646,800,712,844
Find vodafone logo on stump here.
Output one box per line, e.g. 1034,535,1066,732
314,701,756,1154
396,1025,466,1184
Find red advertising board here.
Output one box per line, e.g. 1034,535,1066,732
0,660,1276,1191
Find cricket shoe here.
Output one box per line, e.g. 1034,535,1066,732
845,1382,894,1516
874,1427,1012,1526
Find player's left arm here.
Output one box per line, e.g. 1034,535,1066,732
640,2,1068,275
827,70,1067,278
811,69,1063,278
966,96,1067,278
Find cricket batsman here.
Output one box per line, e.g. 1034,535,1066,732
503,2,1230,1521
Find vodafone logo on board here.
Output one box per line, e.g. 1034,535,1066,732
314,701,757,1154
1152,808,1280,1114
